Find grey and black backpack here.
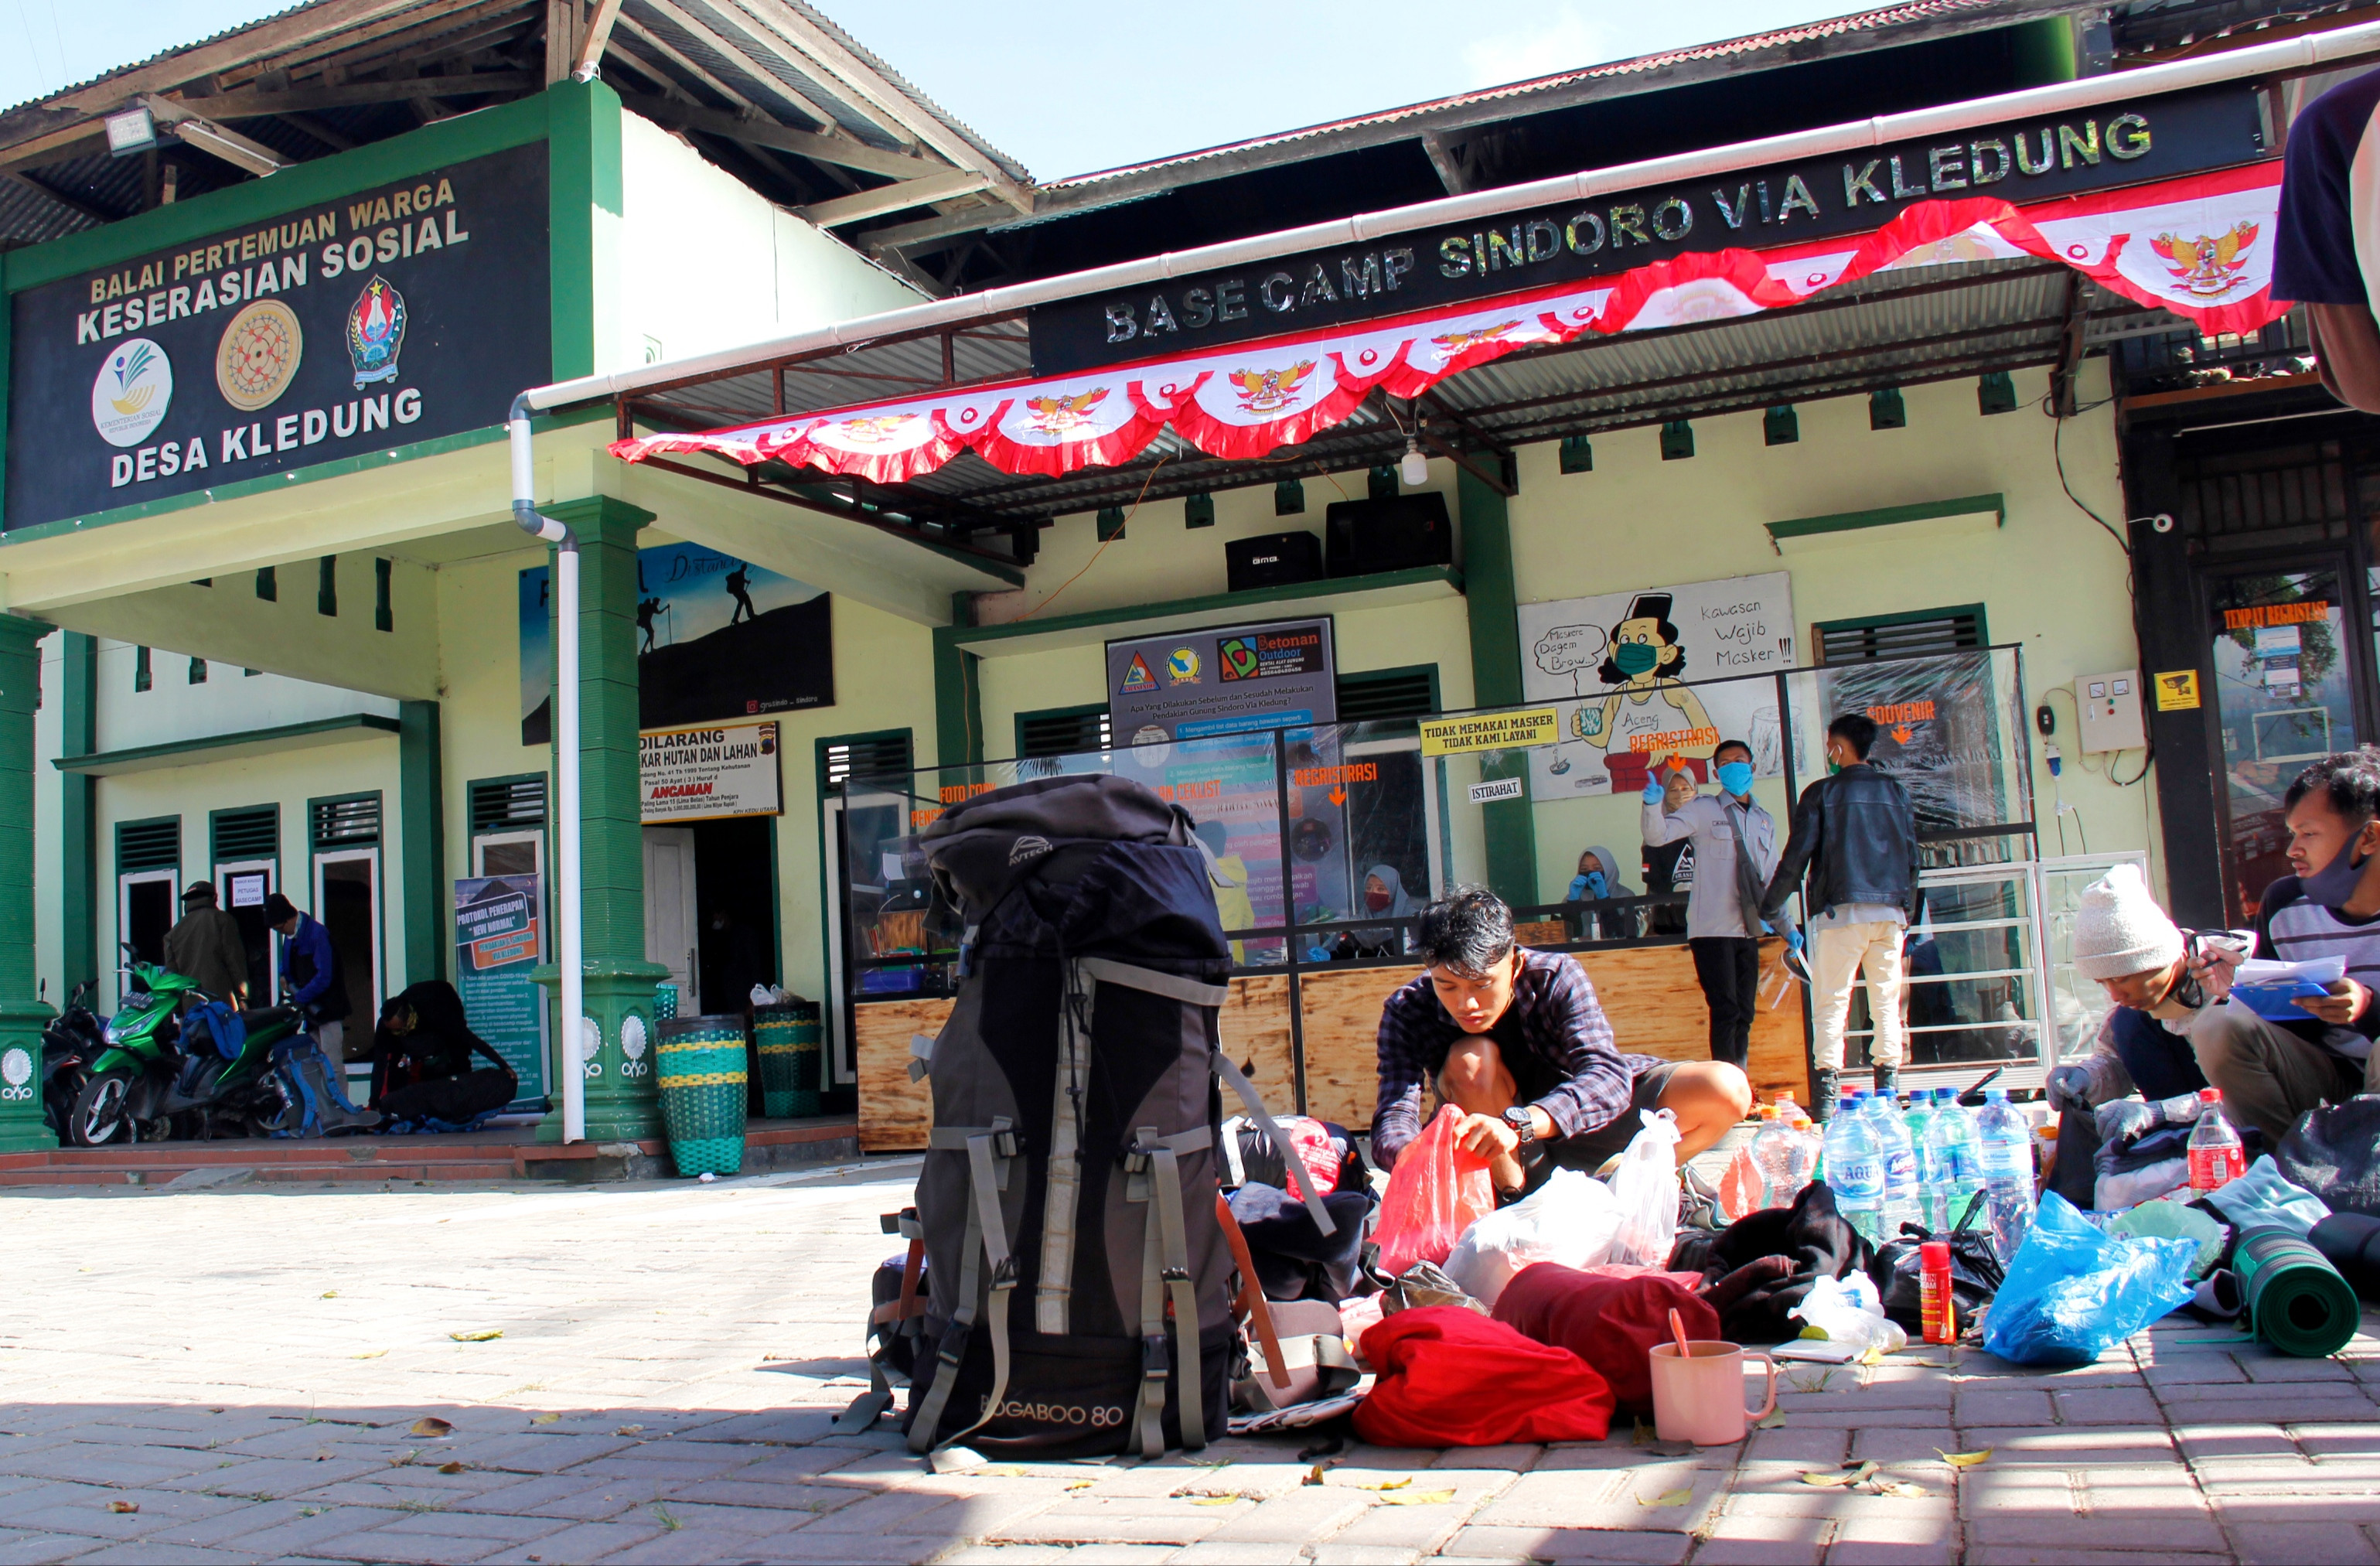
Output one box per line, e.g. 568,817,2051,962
841,775,1331,1460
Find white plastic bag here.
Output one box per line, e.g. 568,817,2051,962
1603,1107,1684,1267
1788,1273,1908,1356
1441,1168,1623,1306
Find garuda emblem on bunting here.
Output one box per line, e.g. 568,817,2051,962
1230,360,1317,414
2150,222,2259,299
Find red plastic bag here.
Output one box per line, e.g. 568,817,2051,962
1492,1261,1719,1412
1354,1305,1615,1446
1375,1104,1496,1278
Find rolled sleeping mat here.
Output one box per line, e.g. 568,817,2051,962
2307,1212,2380,1302
2235,1226,2361,1359
653,1015,748,1178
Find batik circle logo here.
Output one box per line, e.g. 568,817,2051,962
90,338,172,447
217,300,303,411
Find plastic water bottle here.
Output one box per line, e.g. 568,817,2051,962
1823,1090,1887,1244
1974,1087,2037,1261
1784,1111,1821,1196
1749,1105,1801,1209
1864,1091,1923,1242
2187,1087,2245,1193
1928,1089,1984,1234
1903,1091,1943,1230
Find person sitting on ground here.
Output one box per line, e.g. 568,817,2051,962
1370,886,1751,1202
370,980,519,1127
2048,862,2245,1111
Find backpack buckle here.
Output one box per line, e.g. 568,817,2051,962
1141,1334,1171,1380
990,1256,1018,1290
1122,1144,1151,1175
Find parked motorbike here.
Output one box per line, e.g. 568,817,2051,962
39,979,105,1141
69,957,309,1145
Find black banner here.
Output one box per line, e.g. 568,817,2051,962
1029,84,2267,377
5,140,551,531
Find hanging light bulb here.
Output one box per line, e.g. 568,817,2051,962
1400,439,1428,487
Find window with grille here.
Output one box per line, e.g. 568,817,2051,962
469,776,547,834
116,817,179,873
1816,606,1987,664
211,806,278,863
821,731,913,795
1335,667,1439,722
1017,707,1112,759
310,793,381,851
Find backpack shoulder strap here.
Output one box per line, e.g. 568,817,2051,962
905,1120,1019,1455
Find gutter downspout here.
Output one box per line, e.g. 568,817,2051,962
510,394,585,1145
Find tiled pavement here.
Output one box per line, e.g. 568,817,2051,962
3,1161,2378,1564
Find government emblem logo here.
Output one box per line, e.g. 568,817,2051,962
217,300,303,411
1120,652,1157,694
1164,647,1201,684
2150,222,2259,299
90,337,172,447
1228,360,1315,414
1024,387,1109,435
346,275,407,387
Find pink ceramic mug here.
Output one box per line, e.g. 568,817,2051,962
1649,1339,1778,1445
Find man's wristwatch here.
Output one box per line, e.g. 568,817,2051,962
1501,1106,1537,1145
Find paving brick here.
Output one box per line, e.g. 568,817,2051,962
988,1493,1238,1545
1965,1551,2232,1565
1825,1544,1959,1566
1196,1487,1369,1544
1848,1427,1961,1465
1693,1510,1829,1564
1741,1427,1848,1466
0,1530,112,1564
1952,1426,2176,1464
1952,1388,2054,1427
1468,1465,1718,1534
479,1519,666,1564
2225,1520,2380,1565
1439,1527,1692,1564
1304,1549,1424,1566
2140,1354,2251,1387
2174,1423,2302,1461
2053,1388,2163,1425
2238,1353,2358,1382
1722,1490,1954,1523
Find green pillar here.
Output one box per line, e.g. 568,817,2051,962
398,698,445,986
933,592,984,769
0,617,56,1151
59,632,98,998
530,496,669,1143
1456,466,1538,906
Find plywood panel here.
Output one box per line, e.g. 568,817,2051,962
854,997,950,1152
1217,974,1297,1121
1576,940,1810,1107
1294,965,1421,1130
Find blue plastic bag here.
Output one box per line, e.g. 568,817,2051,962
1982,1192,2198,1366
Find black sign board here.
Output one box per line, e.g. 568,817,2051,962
5,140,551,531
1029,84,2266,377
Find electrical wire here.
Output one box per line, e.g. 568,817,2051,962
2044,388,2129,554
2112,745,2155,787
1014,454,1171,621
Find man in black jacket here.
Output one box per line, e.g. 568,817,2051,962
1760,714,1921,1113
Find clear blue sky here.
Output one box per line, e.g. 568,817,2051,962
1,2,1874,179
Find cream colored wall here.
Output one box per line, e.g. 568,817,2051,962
433,548,548,903
1500,363,2155,903
614,113,922,373
92,637,394,753
92,742,404,1013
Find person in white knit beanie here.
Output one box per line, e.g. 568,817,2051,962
2071,864,2186,984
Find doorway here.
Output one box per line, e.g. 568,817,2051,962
214,861,277,1005
643,817,779,1017
312,850,382,1062
118,870,175,975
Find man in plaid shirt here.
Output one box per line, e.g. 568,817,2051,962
1372,887,1752,1198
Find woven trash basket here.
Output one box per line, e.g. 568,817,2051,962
748,1003,810,1118
654,1015,747,1176
653,983,679,1021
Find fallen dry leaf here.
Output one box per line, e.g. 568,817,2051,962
448,1330,503,1343
1302,1464,1327,1486
438,1462,465,1476
320,1291,339,1299
615,1425,643,1437
1802,1461,1880,1489
107,1501,138,1514
1860,1346,1885,1366
1065,1480,1093,1493
1378,1489,1458,1506
1189,1496,1238,1506
1351,1476,1412,1492
1754,1409,1787,1430
978,1465,1027,1479
351,1350,387,1360
1870,1480,1928,1498
1638,1488,1693,1508
1937,1448,1992,1469
408,1418,454,1438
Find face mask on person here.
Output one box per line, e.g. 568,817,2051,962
1365,884,1393,913
1716,760,1754,796
1612,643,1659,676
2303,831,2375,906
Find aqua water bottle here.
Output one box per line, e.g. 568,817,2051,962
1864,1090,1922,1241
1903,1091,1943,1230
1928,1088,1985,1234
1823,1089,1887,1244
1975,1087,2037,1261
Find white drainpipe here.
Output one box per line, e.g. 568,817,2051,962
509,394,584,1144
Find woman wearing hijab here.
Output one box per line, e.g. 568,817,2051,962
1345,863,1420,957
1568,846,1639,940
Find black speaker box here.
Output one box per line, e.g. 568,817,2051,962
1226,531,1325,592
1324,493,1453,578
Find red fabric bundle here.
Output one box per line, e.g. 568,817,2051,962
1492,1262,1720,1412
1353,1305,1615,1447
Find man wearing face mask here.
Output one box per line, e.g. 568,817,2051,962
2174,749,2380,1145
1641,742,1777,1070
1759,714,1920,1113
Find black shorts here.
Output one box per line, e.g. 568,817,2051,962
1548,1057,1679,1175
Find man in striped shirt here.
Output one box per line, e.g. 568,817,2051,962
2194,749,2380,1144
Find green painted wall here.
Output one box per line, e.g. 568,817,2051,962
58,633,97,995
398,698,445,985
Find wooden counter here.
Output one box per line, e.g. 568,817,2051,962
854,940,1810,1151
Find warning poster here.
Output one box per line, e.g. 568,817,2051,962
1105,617,1337,745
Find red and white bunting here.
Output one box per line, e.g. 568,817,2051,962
613,162,2287,486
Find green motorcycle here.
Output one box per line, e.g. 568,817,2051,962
70,956,309,1145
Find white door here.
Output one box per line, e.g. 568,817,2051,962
644,827,698,1008
213,858,278,1005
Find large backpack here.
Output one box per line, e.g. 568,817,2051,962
841,775,1331,1460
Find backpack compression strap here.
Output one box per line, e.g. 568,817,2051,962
906,1119,1018,1455
1127,1125,1212,1457
1074,958,1335,1238
835,1210,924,1435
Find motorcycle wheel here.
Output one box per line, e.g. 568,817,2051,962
244,1076,302,1140
70,1072,133,1147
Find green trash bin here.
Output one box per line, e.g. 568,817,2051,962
753,999,823,1118
653,1015,748,1177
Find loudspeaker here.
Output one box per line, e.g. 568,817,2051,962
1226,531,1325,592
1323,493,1452,578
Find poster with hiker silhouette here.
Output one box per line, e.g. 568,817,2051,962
520,543,832,744
1517,572,1795,800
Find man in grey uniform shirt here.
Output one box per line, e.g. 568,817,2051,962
1642,739,1777,1070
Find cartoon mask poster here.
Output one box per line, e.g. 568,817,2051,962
1516,572,1796,799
